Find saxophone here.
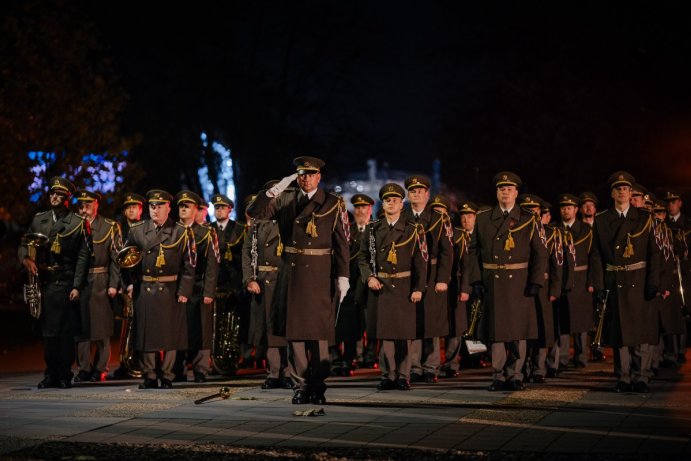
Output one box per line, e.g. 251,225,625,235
21,233,49,319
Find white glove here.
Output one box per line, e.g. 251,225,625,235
337,276,350,303
266,173,298,198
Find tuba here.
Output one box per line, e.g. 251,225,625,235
211,293,240,375
21,233,49,319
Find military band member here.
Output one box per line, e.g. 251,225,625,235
112,192,144,380
588,172,662,393
74,190,121,383
19,177,90,389
405,176,452,384
579,192,598,227
551,193,595,372
518,195,560,383
465,172,547,391
243,190,294,389
651,199,681,370
442,200,476,378
359,183,427,390
125,189,195,389
630,183,648,209
172,191,219,383
247,156,350,405
211,193,252,369
665,190,690,364
332,193,374,376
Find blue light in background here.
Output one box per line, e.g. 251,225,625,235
198,132,236,221
27,151,127,203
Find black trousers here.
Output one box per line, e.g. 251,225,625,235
44,336,76,381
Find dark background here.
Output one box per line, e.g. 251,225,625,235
2,0,691,215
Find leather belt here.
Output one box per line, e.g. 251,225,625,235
89,266,107,274
283,246,332,256
483,262,529,270
573,264,589,272
606,261,646,272
142,275,178,282
258,265,279,272
377,271,411,279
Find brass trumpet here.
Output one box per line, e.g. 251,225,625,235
115,245,143,268
464,297,483,339
591,289,610,348
21,232,49,319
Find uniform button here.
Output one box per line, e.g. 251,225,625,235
509,274,513,279
508,256,512,260
291,263,296,267
495,274,499,279
147,250,151,254
307,242,311,246
159,270,163,273
496,238,500,241
392,284,396,288
266,280,270,285
494,255,498,259
617,284,623,288
305,264,309,268
293,241,297,244
265,243,269,247
146,269,150,273
159,287,163,292
616,245,620,249
146,287,151,292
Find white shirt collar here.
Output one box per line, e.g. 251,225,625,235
301,189,318,200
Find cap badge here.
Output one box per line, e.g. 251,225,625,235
502,174,508,181
618,175,624,180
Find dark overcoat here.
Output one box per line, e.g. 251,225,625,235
186,222,220,350
242,218,287,347
657,222,686,335
556,219,594,334
448,227,470,337
666,213,690,309
415,208,453,338
18,208,90,337
533,225,562,348
126,218,195,351
358,217,427,340
589,207,662,347
248,187,349,342
335,222,367,343
78,215,121,341
466,205,548,342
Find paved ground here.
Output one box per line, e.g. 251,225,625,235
1,355,690,460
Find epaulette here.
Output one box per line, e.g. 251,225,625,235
329,191,343,199
639,208,652,215
104,218,116,225
36,210,50,216
477,208,491,215
130,221,145,228
176,222,188,229
74,214,86,220
595,209,608,216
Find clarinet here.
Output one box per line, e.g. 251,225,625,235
250,222,259,280
368,223,377,276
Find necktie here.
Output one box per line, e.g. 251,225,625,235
155,225,162,233
389,223,394,229
503,210,509,218
219,224,225,232
359,226,364,232
297,193,309,213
